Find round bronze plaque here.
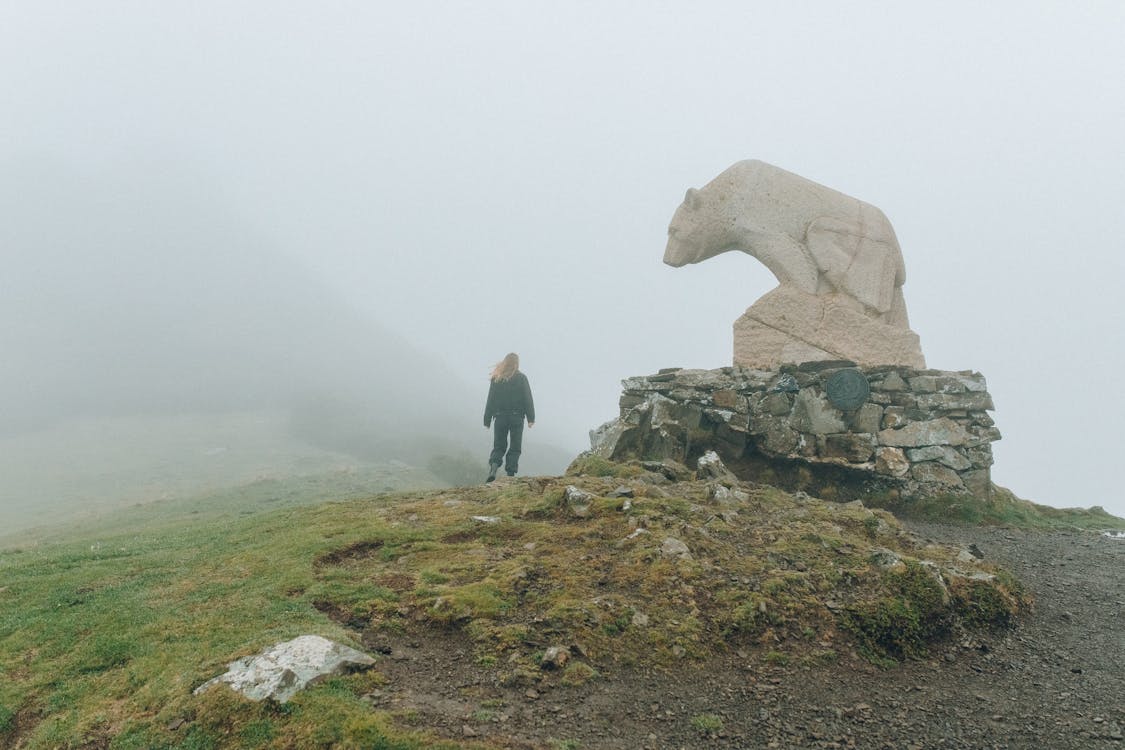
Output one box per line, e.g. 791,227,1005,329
825,369,870,411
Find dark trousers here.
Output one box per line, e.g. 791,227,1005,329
489,413,525,474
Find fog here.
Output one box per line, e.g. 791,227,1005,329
3,2,1124,529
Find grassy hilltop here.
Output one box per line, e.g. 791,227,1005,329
3,455,1090,749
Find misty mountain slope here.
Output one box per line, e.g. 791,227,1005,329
0,159,477,442
0,159,541,531
0,411,455,537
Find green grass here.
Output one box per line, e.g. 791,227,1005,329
690,713,724,734
0,489,457,749
0,461,1060,748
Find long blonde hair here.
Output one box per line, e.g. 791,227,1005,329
491,352,519,382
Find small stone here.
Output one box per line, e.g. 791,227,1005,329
564,485,594,505
462,725,478,737
768,374,800,393
870,548,903,569
167,718,186,731
661,537,692,559
712,389,740,408
790,389,846,434
847,402,884,433
612,486,635,498
709,484,733,501
761,391,793,416
875,447,910,477
821,433,875,463
471,515,500,524
906,445,972,470
880,372,907,391
564,484,594,517
882,406,909,430
697,450,737,481
910,462,965,488
541,646,570,669
878,417,971,447
632,612,650,627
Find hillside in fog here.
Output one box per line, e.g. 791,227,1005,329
1,159,475,439
0,159,550,531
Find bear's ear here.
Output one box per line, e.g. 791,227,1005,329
684,188,701,210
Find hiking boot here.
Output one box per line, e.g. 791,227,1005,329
485,463,500,483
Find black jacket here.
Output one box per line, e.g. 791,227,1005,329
484,371,535,426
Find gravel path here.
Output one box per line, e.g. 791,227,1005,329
366,525,1125,749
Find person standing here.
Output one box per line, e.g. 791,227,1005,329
483,352,535,482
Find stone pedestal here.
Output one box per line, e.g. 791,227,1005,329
733,287,925,370
589,363,998,502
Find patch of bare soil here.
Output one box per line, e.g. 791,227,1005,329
349,525,1123,749
314,539,384,567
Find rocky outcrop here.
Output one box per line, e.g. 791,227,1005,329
589,362,998,502
194,635,375,702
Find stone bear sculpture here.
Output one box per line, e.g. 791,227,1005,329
664,160,925,369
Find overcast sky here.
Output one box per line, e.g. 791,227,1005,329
3,2,1123,517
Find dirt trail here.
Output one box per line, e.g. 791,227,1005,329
364,524,1125,749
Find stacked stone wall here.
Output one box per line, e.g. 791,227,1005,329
590,361,999,500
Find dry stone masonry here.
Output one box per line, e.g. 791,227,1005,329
589,361,999,502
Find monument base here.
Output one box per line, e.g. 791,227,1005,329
590,362,998,502
733,287,926,371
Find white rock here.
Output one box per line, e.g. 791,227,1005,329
697,450,735,481
471,515,501,524
194,635,374,702
564,485,594,505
